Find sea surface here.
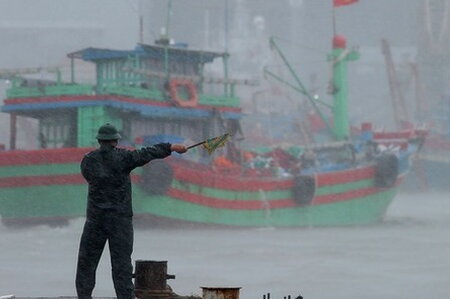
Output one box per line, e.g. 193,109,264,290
0,191,449,299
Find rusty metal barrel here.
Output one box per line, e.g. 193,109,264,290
201,287,241,299
134,260,176,298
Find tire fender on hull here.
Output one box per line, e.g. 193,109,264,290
292,175,315,206
374,153,399,188
140,160,174,195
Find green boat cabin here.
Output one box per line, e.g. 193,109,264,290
2,41,242,150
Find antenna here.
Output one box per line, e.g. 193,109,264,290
138,0,144,43
166,0,172,41
223,0,230,96
224,0,229,53
164,0,172,80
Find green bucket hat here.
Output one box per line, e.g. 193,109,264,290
96,123,121,140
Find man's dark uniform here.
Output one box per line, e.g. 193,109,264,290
75,139,172,299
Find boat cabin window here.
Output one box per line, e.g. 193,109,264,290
39,113,76,149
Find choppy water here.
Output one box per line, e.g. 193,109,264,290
1,191,449,299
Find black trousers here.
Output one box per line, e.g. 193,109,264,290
75,215,134,299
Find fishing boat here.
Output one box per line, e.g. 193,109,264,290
380,37,447,192
403,96,450,192
0,24,426,228
400,0,450,192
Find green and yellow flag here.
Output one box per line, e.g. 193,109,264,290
187,133,231,154
202,133,231,154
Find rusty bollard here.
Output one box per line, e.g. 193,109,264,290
134,260,177,299
201,287,241,299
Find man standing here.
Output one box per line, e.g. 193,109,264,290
75,123,187,299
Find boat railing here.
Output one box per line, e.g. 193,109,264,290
6,83,94,99
5,81,240,108
104,84,165,101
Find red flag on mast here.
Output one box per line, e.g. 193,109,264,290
333,0,358,7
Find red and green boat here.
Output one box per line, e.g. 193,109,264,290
0,33,425,227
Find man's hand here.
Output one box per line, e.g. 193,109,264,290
171,144,188,154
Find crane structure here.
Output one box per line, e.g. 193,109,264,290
381,38,410,130
417,0,450,111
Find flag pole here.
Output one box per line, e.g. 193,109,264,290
187,133,231,150
332,2,337,36
187,141,206,149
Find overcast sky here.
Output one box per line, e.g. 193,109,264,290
0,0,444,139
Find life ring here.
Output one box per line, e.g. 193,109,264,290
168,78,198,108
139,160,174,195
374,153,399,187
292,175,315,206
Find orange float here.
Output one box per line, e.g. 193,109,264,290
168,78,198,108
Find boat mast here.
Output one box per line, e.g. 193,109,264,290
328,0,359,140
264,37,334,136
328,35,359,140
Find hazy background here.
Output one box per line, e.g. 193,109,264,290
0,0,442,148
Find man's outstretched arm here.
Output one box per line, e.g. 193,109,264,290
126,143,188,170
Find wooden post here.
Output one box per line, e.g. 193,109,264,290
9,113,16,150
70,57,75,83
